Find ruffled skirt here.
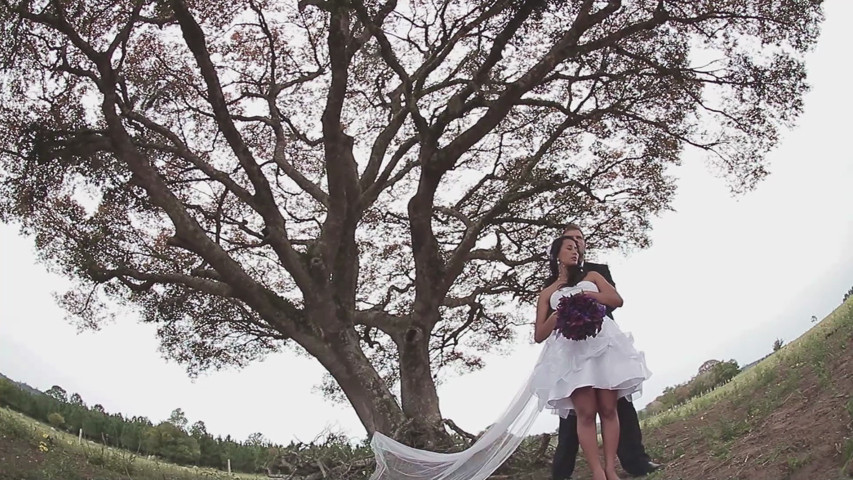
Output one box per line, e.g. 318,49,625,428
531,318,651,417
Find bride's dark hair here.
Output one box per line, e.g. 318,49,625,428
544,236,586,288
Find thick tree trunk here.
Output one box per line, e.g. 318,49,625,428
399,327,440,421
395,156,454,448
302,325,406,436
296,301,449,447
397,318,447,448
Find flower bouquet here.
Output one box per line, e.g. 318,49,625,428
554,293,606,341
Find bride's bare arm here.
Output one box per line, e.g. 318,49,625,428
583,271,624,308
534,290,558,343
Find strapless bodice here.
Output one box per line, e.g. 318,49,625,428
549,280,599,310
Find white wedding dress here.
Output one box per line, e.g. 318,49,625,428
370,280,651,480
532,280,651,417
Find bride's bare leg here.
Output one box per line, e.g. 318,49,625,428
571,387,605,480
596,389,621,480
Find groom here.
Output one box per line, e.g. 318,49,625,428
552,224,662,479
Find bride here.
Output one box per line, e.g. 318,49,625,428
370,235,651,480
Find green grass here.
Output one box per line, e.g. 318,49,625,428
0,407,265,480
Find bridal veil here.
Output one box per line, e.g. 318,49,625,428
369,349,549,480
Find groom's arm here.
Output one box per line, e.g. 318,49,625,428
589,262,618,317
598,264,616,288
587,262,616,287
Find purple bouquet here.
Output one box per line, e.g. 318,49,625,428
554,293,606,341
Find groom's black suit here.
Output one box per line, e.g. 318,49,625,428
551,261,653,479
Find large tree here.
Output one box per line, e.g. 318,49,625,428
0,0,822,445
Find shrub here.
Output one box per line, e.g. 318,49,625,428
47,412,66,429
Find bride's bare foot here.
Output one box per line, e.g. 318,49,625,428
591,469,607,480
604,467,621,480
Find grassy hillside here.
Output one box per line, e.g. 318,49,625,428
634,297,853,480
0,407,264,480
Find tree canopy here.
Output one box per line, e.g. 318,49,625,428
0,0,823,442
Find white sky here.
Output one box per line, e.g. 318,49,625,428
2,0,852,447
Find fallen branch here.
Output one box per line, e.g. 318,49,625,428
534,433,552,460
443,418,477,443
267,457,374,480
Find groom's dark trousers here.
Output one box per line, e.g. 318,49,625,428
552,398,652,478
551,262,652,479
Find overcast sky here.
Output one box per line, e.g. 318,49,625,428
1,0,851,446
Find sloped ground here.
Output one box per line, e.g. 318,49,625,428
633,298,853,480
0,407,263,480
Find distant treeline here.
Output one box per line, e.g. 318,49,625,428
0,375,359,474
639,359,741,418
